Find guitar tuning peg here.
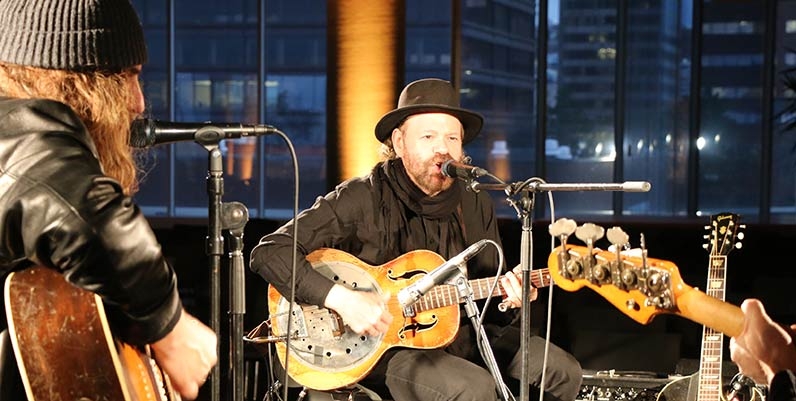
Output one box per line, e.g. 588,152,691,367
549,218,578,238
606,226,629,248
737,232,745,240
735,242,743,250
575,223,605,244
702,243,709,250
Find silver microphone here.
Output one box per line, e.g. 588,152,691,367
396,239,489,307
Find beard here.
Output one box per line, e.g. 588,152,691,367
403,156,454,196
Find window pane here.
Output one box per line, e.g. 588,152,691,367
698,1,765,218
772,0,796,223
623,0,690,217
549,0,617,217
458,0,537,218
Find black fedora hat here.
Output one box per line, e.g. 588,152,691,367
374,78,483,144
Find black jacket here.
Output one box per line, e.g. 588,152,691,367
0,97,181,345
770,370,796,401
250,159,507,321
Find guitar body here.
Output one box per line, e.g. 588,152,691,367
657,373,700,401
267,248,461,391
4,266,177,401
657,373,763,401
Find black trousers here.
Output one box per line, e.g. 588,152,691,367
360,322,583,401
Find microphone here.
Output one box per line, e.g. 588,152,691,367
396,239,489,307
130,118,277,148
441,159,488,180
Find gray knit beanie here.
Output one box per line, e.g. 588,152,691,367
0,0,147,71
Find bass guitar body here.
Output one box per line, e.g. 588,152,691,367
4,266,178,401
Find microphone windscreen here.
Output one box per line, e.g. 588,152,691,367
129,119,154,148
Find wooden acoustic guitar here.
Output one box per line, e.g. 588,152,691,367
4,266,179,401
266,248,552,391
656,213,760,401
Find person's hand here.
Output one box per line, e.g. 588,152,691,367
499,267,538,311
729,299,796,386
151,310,218,400
325,284,393,336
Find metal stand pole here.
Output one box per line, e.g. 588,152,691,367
201,137,224,401
223,202,249,401
514,190,536,401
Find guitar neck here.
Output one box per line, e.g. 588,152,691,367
411,268,552,313
697,254,729,400
677,275,743,338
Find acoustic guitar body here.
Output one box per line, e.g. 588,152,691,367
4,266,177,401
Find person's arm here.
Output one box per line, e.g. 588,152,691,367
729,299,796,388
3,100,217,400
249,176,392,335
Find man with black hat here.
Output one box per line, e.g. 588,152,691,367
0,0,216,400
251,78,582,400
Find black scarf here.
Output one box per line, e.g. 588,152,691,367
378,159,466,259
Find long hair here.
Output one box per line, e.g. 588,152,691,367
0,63,140,195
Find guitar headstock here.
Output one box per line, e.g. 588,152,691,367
547,218,693,325
704,212,744,256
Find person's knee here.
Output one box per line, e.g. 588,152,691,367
543,354,583,400
386,364,499,401
449,370,499,401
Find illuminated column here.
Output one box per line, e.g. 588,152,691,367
488,139,511,181
328,0,404,181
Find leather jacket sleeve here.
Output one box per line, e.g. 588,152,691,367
770,370,796,401
0,97,182,345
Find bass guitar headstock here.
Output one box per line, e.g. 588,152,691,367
547,218,692,325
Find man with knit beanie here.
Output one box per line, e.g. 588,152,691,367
0,0,217,400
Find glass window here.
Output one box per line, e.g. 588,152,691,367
129,0,796,225
698,1,765,218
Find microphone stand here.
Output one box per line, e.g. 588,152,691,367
196,126,250,401
470,177,651,401
224,201,249,401
452,273,511,401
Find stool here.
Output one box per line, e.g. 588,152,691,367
305,384,385,401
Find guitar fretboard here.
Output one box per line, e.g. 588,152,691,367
410,268,552,313
697,254,727,401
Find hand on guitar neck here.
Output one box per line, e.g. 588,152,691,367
729,299,796,388
497,265,540,311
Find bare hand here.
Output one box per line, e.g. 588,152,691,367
151,310,218,400
730,299,796,386
325,285,393,336
499,268,538,310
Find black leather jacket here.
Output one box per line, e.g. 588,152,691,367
0,97,181,345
